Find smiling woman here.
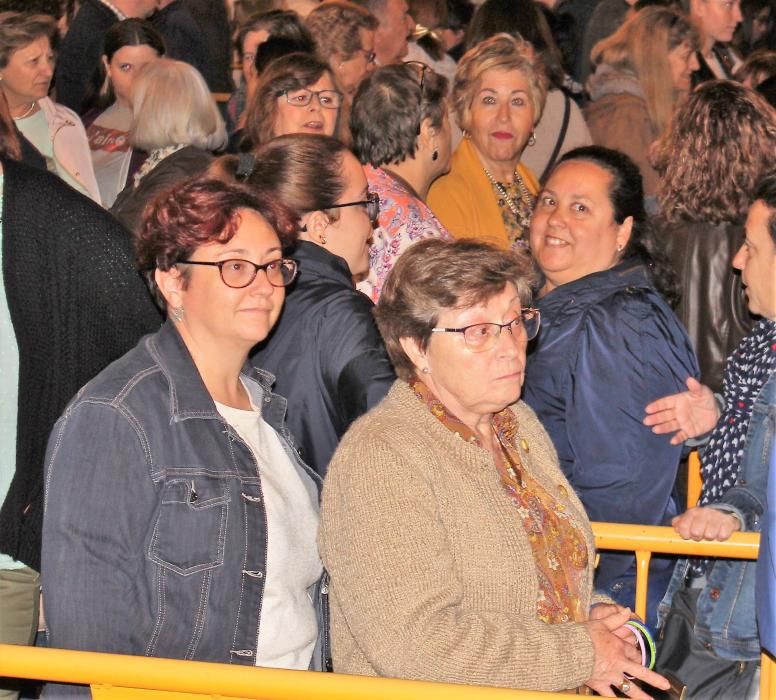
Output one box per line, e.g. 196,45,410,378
43,177,331,677
523,146,699,629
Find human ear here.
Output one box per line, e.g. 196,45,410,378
616,215,634,253
399,335,428,375
154,266,185,310
301,209,332,244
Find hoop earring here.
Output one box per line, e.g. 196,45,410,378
528,132,536,147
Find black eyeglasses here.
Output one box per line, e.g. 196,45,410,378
431,308,541,352
404,60,429,135
177,258,298,288
279,88,343,110
327,191,380,223
356,47,377,64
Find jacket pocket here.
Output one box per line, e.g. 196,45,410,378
148,477,229,575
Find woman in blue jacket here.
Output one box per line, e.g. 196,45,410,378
522,146,699,628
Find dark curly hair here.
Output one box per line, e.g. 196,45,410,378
754,171,776,245
136,177,298,311
558,146,680,307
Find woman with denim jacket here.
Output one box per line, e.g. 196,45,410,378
42,177,328,680
645,171,776,699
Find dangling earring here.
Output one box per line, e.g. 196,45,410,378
528,132,536,147
321,236,327,245
170,305,185,323
421,366,430,374
616,243,624,252
432,149,439,161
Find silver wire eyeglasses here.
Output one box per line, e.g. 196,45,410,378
431,308,541,352
177,258,298,288
327,191,380,223
279,88,343,109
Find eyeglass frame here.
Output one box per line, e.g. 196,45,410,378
355,47,377,64
326,191,380,223
403,60,429,136
176,258,299,288
430,307,541,351
278,87,343,110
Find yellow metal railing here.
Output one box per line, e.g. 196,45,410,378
591,521,771,700
0,522,769,699
0,644,572,700
687,450,703,509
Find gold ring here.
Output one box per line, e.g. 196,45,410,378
619,680,631,694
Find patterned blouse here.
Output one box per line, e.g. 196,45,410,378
357,165,452,303
489,177,536,251
409,379,588,624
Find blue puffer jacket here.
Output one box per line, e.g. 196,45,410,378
523,261,699,588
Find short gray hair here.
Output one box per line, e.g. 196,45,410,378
130,58,227,151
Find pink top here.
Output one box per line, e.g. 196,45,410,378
357,165,452,303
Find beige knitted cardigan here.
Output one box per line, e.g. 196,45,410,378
319,380,599,691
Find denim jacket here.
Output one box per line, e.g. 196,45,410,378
42,321,328,670
657,370,776,661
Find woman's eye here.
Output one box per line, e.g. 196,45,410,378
511,97,525,107
120,63,132,72
481,95,496,105
572,203,588,213
539,195,555,207
265,260,280,271
228,261,245,272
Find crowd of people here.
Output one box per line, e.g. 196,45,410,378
0,0,774,699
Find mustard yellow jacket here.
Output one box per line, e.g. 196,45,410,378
427,137,540,250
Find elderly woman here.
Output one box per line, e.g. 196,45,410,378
427,33,546,250
42,177,327,675
218,134,395,477
0,12,99,201
85,19,164,207
110,58,227,233
243,53,342,151
305,1,378,99
655,80,776,394
522,146,699,629
319,237,670,696
585,7,700,200
350,62,452,302
645,172,776,699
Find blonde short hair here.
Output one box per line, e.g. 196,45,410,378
130,58,227,152
452,33,547,133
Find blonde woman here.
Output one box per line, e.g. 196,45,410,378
427,33,547,250
585,7,700,198
110,58,227,233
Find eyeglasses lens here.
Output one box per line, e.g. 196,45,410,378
221,259,297,288
461,310,541,352
285,88,342,109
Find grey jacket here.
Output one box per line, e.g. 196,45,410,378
42,321,328,678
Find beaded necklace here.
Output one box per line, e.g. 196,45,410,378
483,166,534,249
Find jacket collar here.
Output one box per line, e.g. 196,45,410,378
291,240,353,288
537,260,651,311
148,320,285,427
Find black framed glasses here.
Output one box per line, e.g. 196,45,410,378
327,191,380,223
177,258,298,288
356,47,377,64
431,308,541,352
280,88,343,110
404,60,429,135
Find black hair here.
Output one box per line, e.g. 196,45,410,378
558,146,680,307
754,171,776,245
351,63,448,166
254,34,316,74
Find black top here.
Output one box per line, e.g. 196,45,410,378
54,0,119,114
251,241,395,477
151,0,207,84
0,157,162,570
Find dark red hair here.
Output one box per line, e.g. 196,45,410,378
136,176,298,308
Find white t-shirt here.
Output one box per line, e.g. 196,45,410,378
87,103,133,207
215,398,321,669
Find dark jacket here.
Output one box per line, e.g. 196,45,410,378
151,0,207,84
110,146,213,234
691,44,738,87
0,157,162,571
656,219,754,394
251,241,395,477
522,262,699,587
54,0,120,114
42,321,328,676
183,0,233,92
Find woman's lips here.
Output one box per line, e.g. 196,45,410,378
303,121,324,131
491,131,514,140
